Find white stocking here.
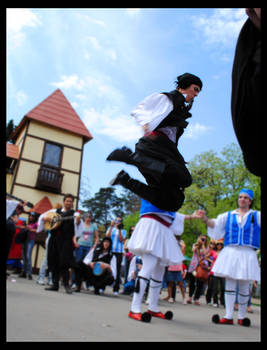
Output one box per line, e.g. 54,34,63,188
224,278,237,320
130,254,158,313
148,263,165,313
237,280,250,320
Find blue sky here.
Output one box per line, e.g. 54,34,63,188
7,8,248,201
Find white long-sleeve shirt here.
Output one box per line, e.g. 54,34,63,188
169,212,186,236
131,92,177,142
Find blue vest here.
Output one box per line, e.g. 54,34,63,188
224,211,260,249
140,199,176,219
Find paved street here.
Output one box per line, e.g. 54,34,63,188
6,276,261,342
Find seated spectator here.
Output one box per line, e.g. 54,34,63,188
74,237,116,294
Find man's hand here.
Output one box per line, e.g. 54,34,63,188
42,216,52,223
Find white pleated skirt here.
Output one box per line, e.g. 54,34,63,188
212,245,261,282
127,217,184,266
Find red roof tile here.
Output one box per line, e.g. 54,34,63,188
12,89,93,143
6,143,19,159
31,196,53,214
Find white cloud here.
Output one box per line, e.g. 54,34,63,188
51,74,85,90
83,15,105,27
192,8,247,47
96,114,142,141
106,49,117,61
86,35,117,61
83,107,142,142
184,122,212,139
7,8,41,50
87,36,102,50
83,107,103,128
51,74,124,104
16,90,28,105
7,8,41,32
51,73,140,141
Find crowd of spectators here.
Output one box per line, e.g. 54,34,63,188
6,198,260,315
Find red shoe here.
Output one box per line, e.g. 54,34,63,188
128,311,151,322
238,318,251,327
219,317,234,325
147,310,173,320
212,314,233,325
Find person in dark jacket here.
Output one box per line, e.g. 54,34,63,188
231,8,261,177
107,73,202,211
74,236,115,295
42,194,81,294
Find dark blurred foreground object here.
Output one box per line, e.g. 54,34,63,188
231,8,261,177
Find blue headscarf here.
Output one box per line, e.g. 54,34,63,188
239,188,254,200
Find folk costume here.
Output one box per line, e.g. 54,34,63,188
208,189,260,327
38,208,82,293
107,73,202,212
127,198,186,322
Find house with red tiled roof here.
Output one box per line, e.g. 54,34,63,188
7,88,92,206
6,89,93,272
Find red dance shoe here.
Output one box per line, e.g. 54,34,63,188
147,310,173,320
212,314,233,325
238,318,251,327
219,318,234,325
128,311,151,323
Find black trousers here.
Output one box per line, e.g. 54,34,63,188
206,275,225,305
112,252,123,292
47,234,76,287
75,261,114,291
188,272,204,301
123,135,192,211
124,173,186,212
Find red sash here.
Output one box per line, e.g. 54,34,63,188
142,214,171,227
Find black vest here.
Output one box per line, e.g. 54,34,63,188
157,90,192,144
52,208,75,240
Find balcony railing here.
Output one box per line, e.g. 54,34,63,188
36,166,64,193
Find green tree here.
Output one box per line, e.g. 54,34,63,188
119,188,141,216
82,187,122,229
6,119,16,143
182,143,260,216
82,187,141,232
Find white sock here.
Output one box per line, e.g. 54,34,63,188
131,276,149,313
224,278,237,320
148,263,165,313
238,280,250,320
148,278,162,312
130,254,158,313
